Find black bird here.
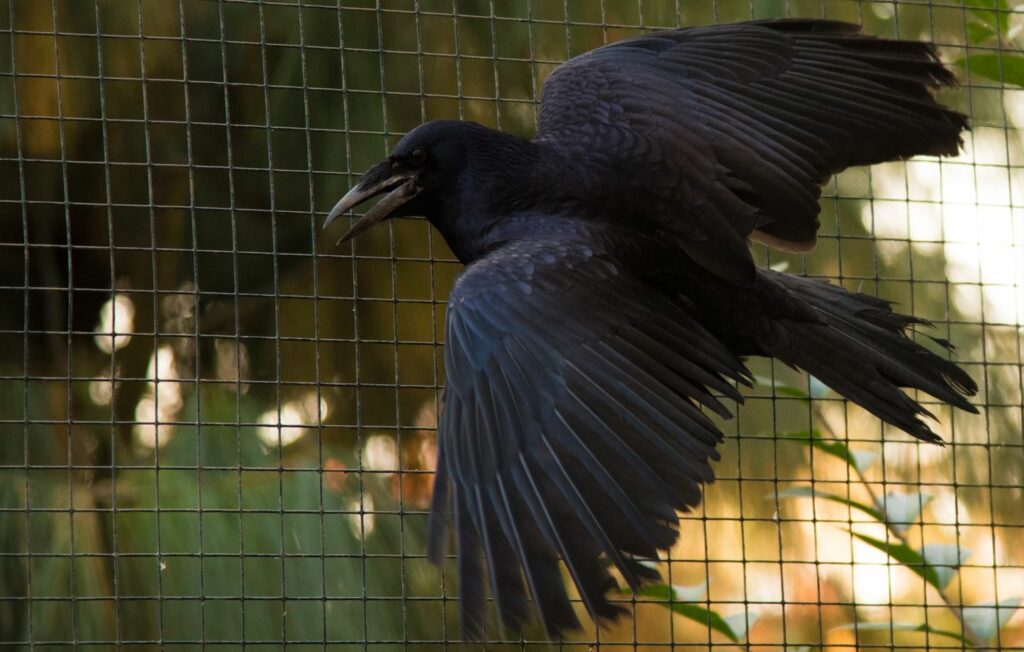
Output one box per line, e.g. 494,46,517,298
323,19,977,639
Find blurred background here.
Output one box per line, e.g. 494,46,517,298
0,0,1021,648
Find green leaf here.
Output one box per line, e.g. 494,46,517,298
624,584,742,642
775,486,884,521
878,492,932,529
848,536,970,591
966,20,997,45
957,54,1024,88
630,583,673,601
754,375,810,399
779,430,876,472
836,621,964,642
963,0,1010,36
963,597,1022,642
672,603,743,642
627,581,709,602
920,544,972,589
848,531,944,589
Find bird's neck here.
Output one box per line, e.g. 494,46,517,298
428,132,567,263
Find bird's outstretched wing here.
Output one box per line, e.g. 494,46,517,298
537,19,967,280
427,224,751,638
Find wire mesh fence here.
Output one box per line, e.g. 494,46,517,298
0,0,1021,648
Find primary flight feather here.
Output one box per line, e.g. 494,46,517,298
323,19,976,639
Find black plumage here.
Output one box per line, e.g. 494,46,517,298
322,19,976,639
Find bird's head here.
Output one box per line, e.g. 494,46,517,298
323,120,496,244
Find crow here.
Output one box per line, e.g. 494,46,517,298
322,19,976,639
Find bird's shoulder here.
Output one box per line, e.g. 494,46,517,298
449,215,618,305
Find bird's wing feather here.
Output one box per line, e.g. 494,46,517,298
537,19,966,277
428,228,751,638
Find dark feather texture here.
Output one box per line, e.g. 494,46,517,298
538,19,967,278
330,18,975,641
428,221,751,636
677,266,979,443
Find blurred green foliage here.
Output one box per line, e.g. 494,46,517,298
958,0,1024,86
768,384,1021,647
0,0,1021,648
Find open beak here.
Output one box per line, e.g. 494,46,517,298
323,168,422,244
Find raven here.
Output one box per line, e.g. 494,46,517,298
323,19,976,639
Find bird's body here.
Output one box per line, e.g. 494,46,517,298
324,19,976,639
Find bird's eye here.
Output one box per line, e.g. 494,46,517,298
408,148,427,166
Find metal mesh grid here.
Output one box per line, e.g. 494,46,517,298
0,0,1021,648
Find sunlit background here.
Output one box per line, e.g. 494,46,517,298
0,0,1021,649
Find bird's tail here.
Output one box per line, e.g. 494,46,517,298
703,269,979,441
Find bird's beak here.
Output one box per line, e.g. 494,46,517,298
323,168,422,244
